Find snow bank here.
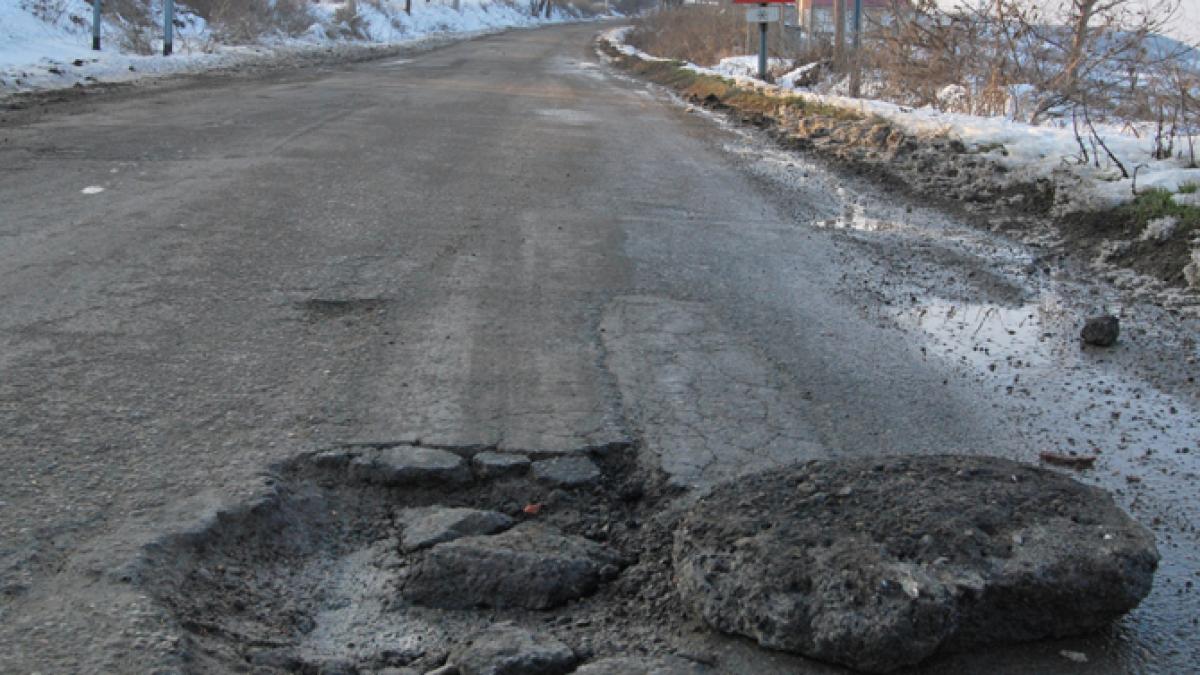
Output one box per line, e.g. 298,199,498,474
1,0,597,97
602,27,1200,211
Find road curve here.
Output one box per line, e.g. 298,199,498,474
1,22,1194,673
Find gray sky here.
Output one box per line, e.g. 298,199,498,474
1172,0,1199,43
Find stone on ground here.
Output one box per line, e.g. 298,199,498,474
573,656,711,674
348,446,470,485
1081,315,1120,346
532,456,601,488
401,523,621,610
472,451,532,479
449,623,576,675
672,455,1158,674
396,506,514,553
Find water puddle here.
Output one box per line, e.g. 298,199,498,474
895,296,1075,373
816,201,904,232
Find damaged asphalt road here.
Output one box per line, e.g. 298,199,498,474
1,21,1198,674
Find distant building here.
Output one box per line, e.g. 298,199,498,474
795,0,897,35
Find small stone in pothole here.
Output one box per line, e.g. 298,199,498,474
472,451,531,479
449,623,576,675
532,456,601,488
672,455,1158,674
396,506,514,552
573,656,712,674
401,523,622,610
1081,315,1119,347
348,446,469,485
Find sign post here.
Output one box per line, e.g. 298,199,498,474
92,0,101,51
735,0,789,81
757,4,767,80
163,0,173,56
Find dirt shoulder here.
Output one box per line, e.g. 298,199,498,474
597,37,1200,305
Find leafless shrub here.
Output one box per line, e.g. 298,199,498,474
627,5,793,68
331,0,370,39
22,0,73,25
185,0,316,42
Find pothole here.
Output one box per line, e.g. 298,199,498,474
132,442,690,673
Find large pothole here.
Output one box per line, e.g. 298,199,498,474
129,447,1158,674
132,442,691,674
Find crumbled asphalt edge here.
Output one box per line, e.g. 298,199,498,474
595,36,1197,294
124,440,701,673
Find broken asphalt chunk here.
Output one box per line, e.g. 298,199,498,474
672,455,1159,673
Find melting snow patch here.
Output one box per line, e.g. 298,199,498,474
1139,216,1179,242
81,186,105,194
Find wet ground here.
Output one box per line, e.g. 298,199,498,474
1,21,1198,673
705,106,1200,671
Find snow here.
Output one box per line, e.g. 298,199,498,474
602,27,1200,212
1,0,598,97
706,55,791,80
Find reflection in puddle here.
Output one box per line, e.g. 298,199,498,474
817,201,901,232
895,297,1074,372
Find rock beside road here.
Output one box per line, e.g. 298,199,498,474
348,446,470,486
401,523,622,610
672,455,1159,673
396,506,514,552
1081,315,1120,346
449,623,576,675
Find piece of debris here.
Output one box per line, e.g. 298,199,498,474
1038,452,1097,470
396,506,514,553
522,503,543,515
449,623,576,675
1060,649,1089,663
672,455,1159,673
1081,315,1119,347
347,445,470,485
472,451,531,479
532,456,601,488
401,523,622,610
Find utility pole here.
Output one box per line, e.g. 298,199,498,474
852,0,861,50
163,0,173,56
833,0,845,67
92,0,101,51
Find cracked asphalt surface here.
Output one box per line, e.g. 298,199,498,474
1,21,1198,673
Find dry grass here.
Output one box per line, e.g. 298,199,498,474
626,6,759,68
185,0,316,42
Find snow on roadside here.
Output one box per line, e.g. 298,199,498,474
602,27,1200,212
0,0,594,98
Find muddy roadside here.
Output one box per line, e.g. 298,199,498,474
596,37,1200,306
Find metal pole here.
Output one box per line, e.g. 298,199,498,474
92,0,101,51
163,0,173,56
853,0,862,50
758,3,768,81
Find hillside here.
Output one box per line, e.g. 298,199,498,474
0,0,610,94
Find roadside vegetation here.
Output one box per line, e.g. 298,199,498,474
18,0,619,54
618,1,1200,291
